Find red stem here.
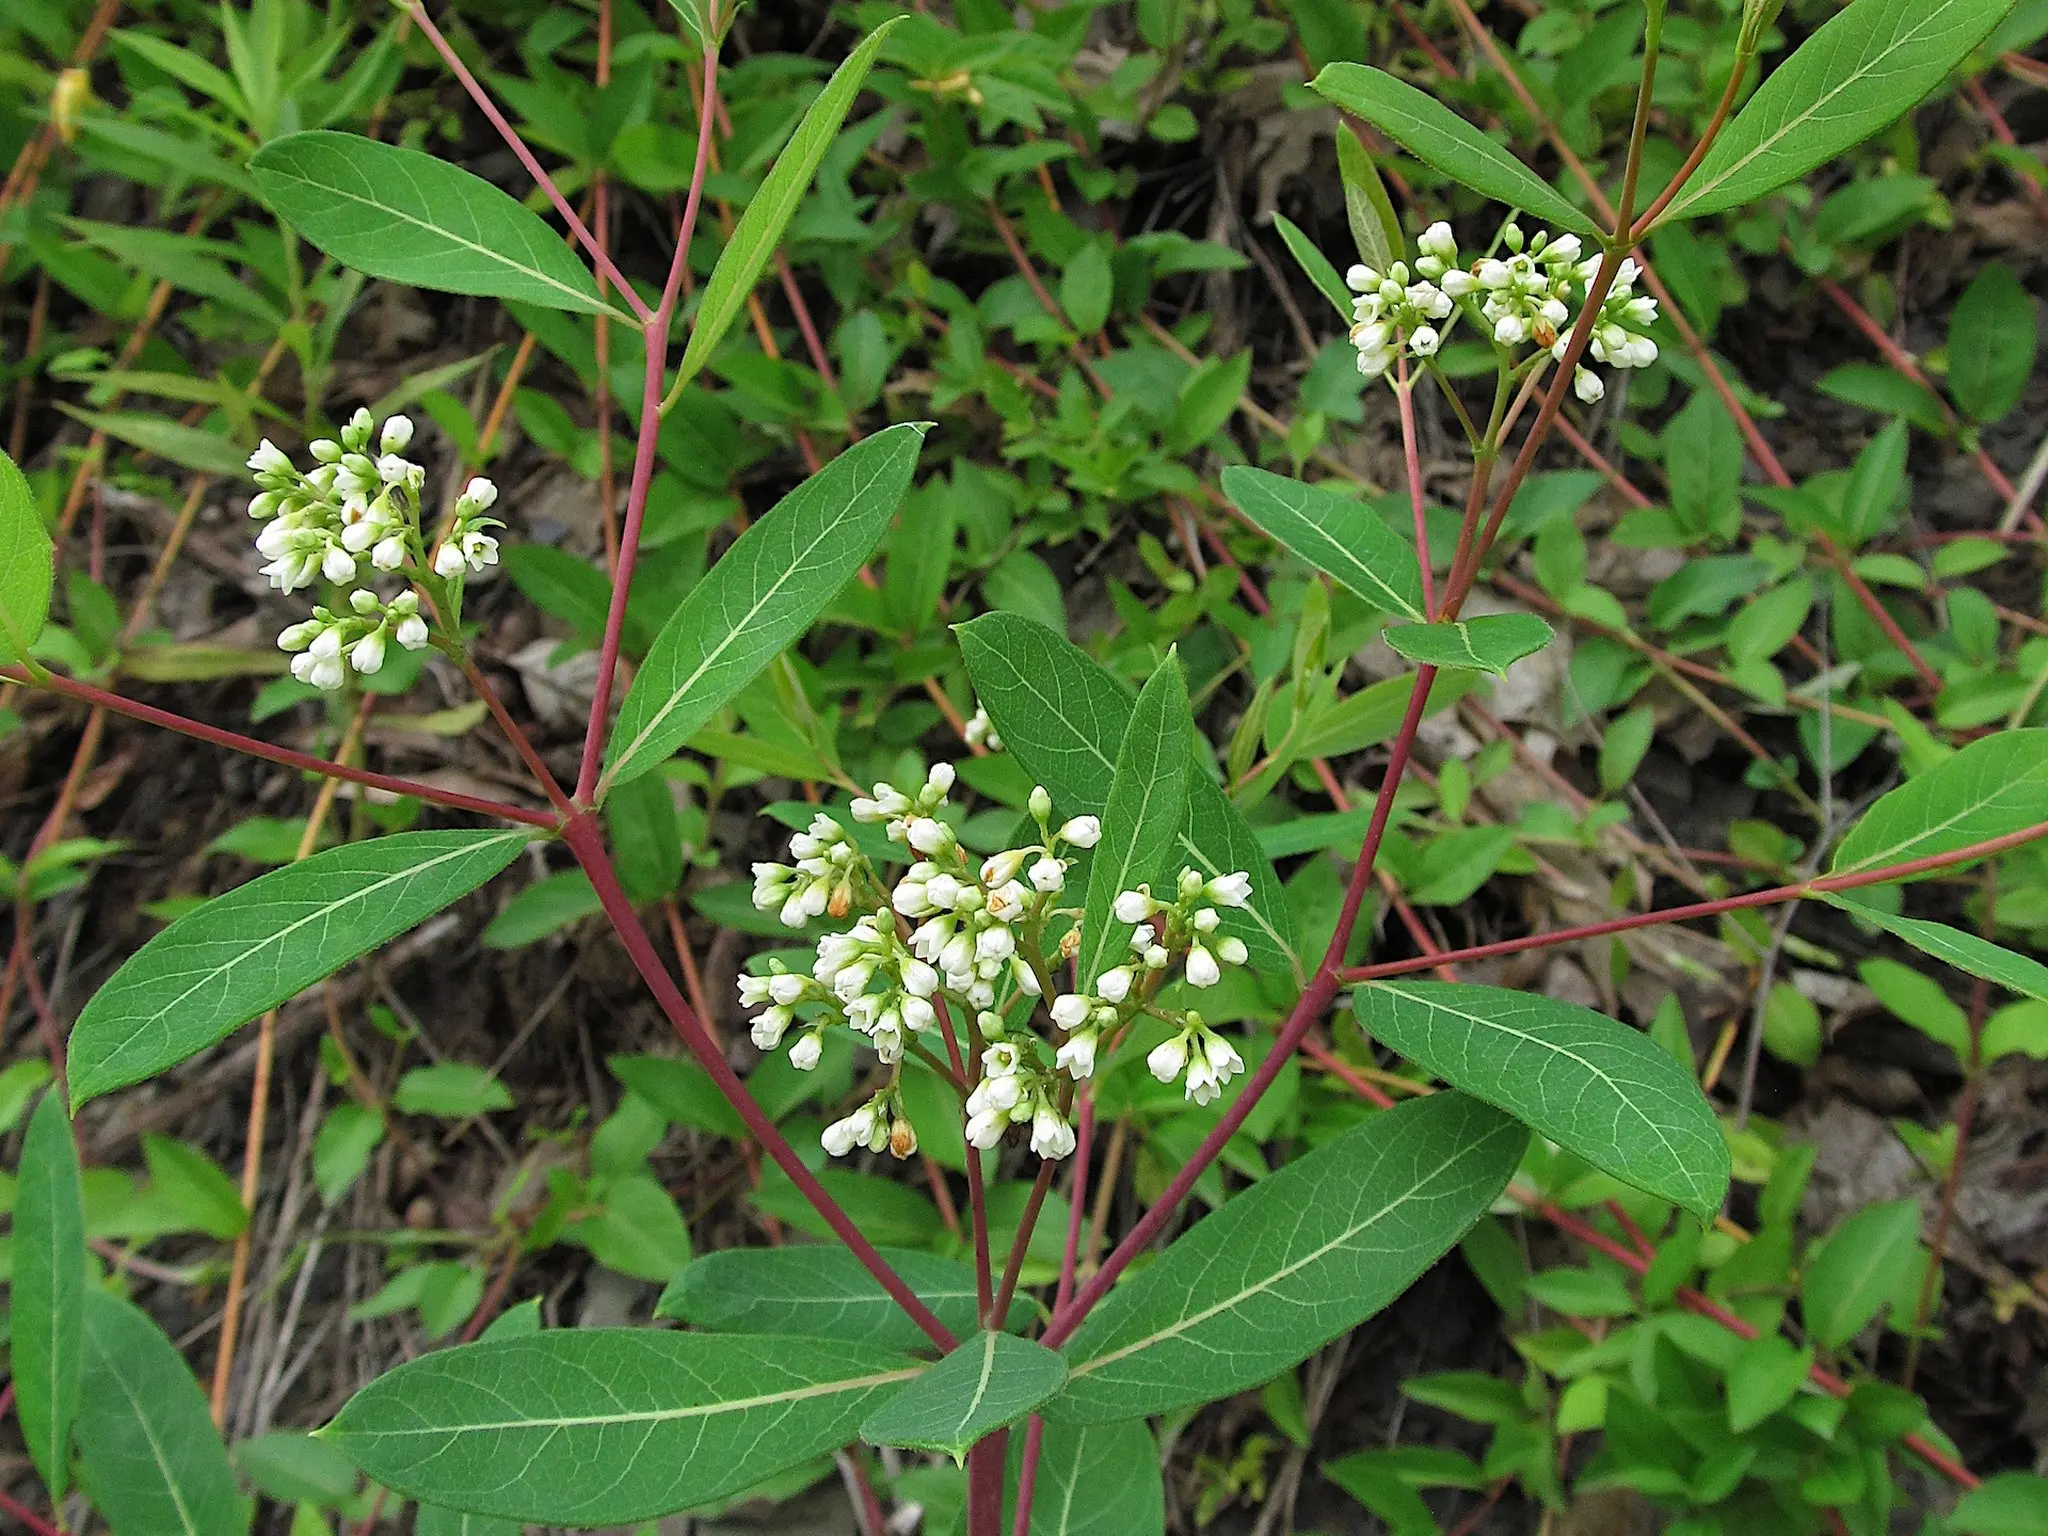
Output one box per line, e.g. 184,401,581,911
575,47,720,805
1044,666,1440,1348
990,1154,1056,1325
461,655,576,819
1342,814,2048,984
7,667,557,828
968,1430,1009,1536
1010,1416,1047,1536
406,1,651,321
562,814,955,1350
1010,1093,1098,1536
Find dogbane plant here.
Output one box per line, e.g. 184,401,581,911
0,0,2037,1532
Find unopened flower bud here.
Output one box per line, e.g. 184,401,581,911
1113,888,1153,925
1028,785,1052,820
1059,815,1101,848
889,1117,918,1160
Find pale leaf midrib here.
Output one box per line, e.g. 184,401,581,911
1270,487,1417,618
607,456,893,782
1836,758,2048,872
1067,1135,1485,1381
1373,982,1696,1179
101,1339,203,1536
266,161,597,311
1674,0,1975,216
950,1332,1001,1439
346,1365,921,1439
98,835,521,1043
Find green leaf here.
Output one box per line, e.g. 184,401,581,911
1079,655,1193,987
569,1170,692,1282
861,1331,1068,1460
392,1063,514,1119
956,614,1295,975
1801,1199,1921,1348
15,1092,85,1501
482,869,600,948
234,1431,361,1506
1523,1266,1636,1317
55,406,254,478
0,446,51,665
78,1290,248,1536
1272,212,1353,319
69,830,527,1105
1383,615,1554,674
1061,243,1114,334
313,1102,385,1207
1351,981,1730,1217
610,1052,749,1140
1951,1472,2048,1536
674,19,903,389
1011,1419,1165,1536
1824,895,2048,1005
1948,262,2038,423
141,1133,250,1239
250,132,616,315
1048,1092,1524,1424
325,1331,919,1526
1829,730,2048,879
1660,0,2019,222
1220,467,1425,620
659,1246,1028,1350
1309,65,1598,237
604,423,929,792
1336,125,1405,276
1726,1334,1814,1433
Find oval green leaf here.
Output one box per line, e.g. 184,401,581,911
1047,1092,1524,1424
79,1290,247,1536
956,613,1296,976
602,422,930,792
250,131,617,315
1337,124,1406,277
1272,212,1353,319
0,445,52,665
658,1245,1031,1350
1383,614,1554,674
674,18,902,389
1011,1419,1166,1536
862,1331,1068,1460
69,829,528,1105
1829,729,2048,879
1310,64,1599,237
16,1092,85,1502
1800,1199,1922,1348
1824,895,2048,1005
1079,654,1193,987
1220,467,1426,621
1352,981,1730,1217
1661,0,2018,222
325,1331,919,1526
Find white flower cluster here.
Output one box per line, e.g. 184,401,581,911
1348,221,1658,405
244,408,503,690
1046,866,1252,1100
1147,1012,1246,1108
278,590,430,691
735,757,1260,1164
